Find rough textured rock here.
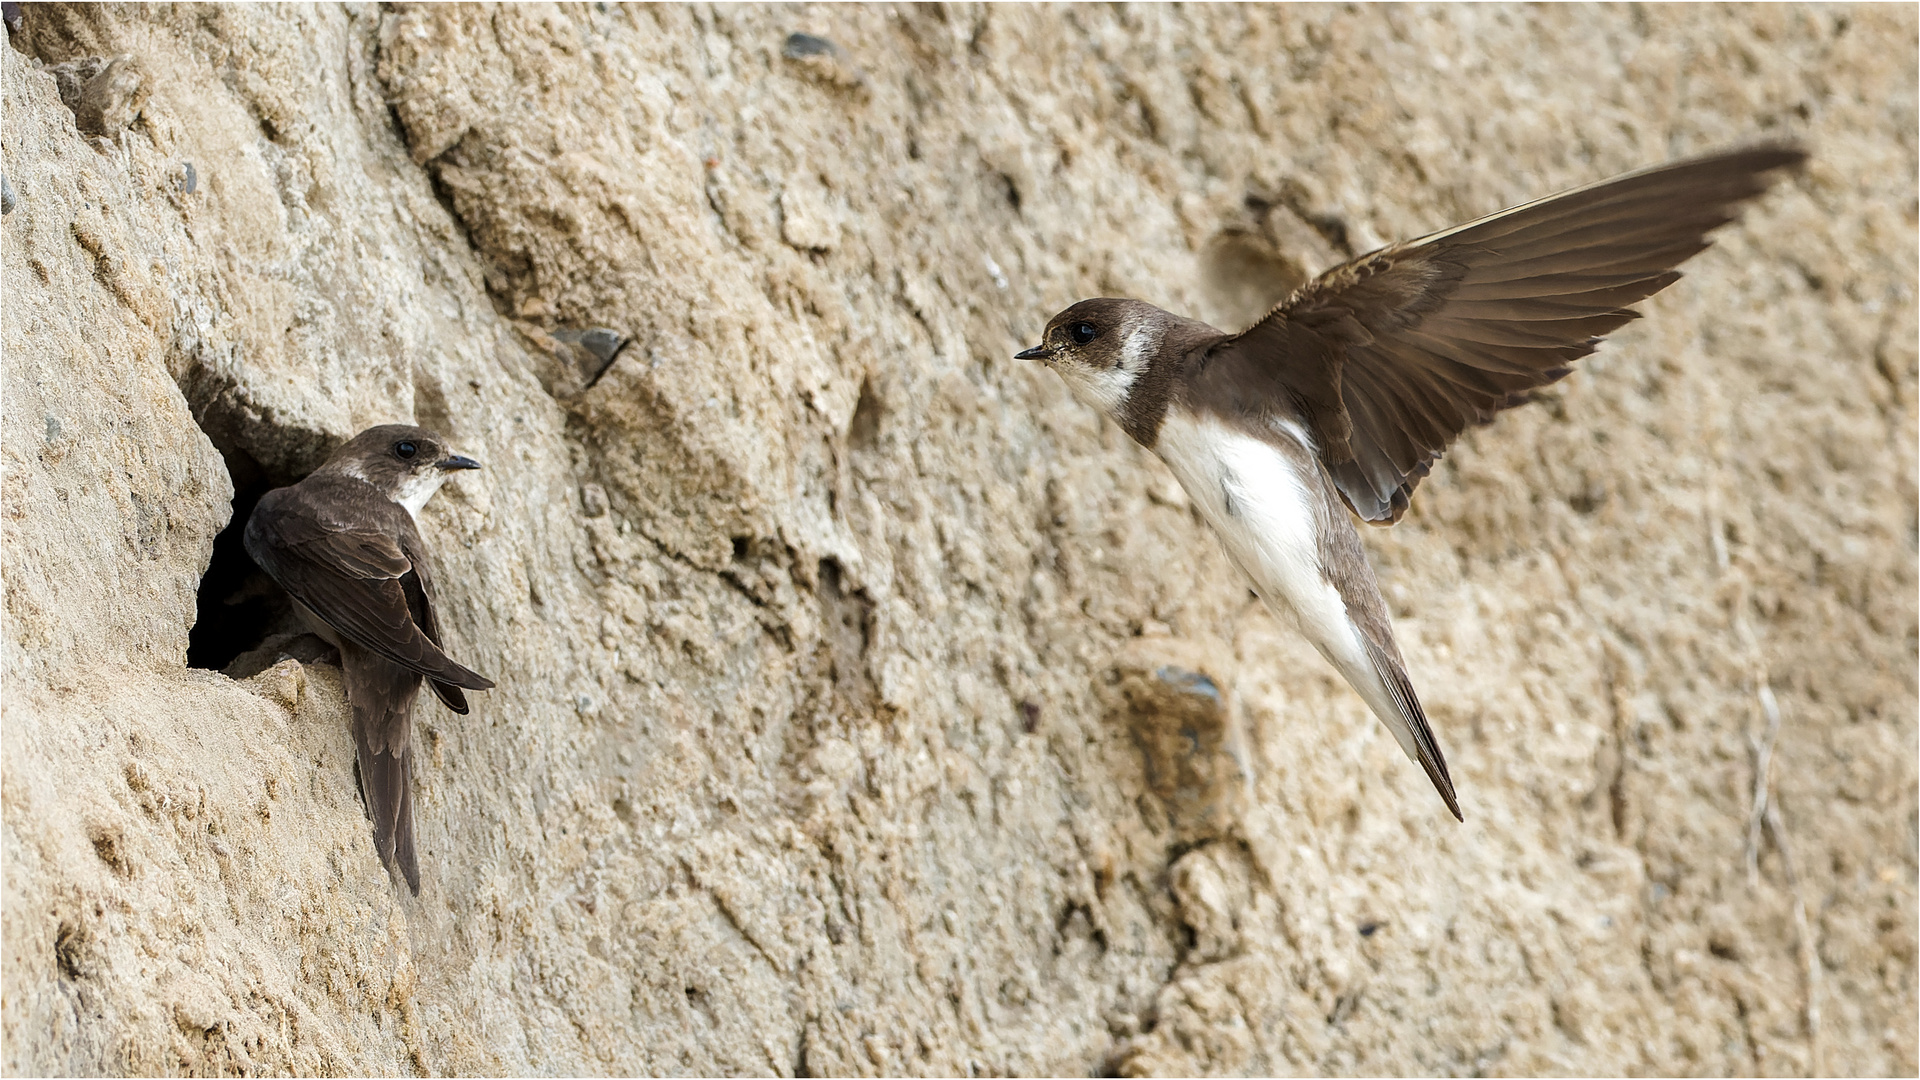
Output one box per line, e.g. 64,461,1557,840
3,4,1913,1075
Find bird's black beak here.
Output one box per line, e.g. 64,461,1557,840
1014,344,1052,361
439,454,483,471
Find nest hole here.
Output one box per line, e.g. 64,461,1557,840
1199,231,1310,332
186,445,305,674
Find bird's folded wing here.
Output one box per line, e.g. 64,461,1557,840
1215,143,1806,524
248,493,494,691
399,531,477,713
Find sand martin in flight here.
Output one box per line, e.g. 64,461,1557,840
1018,144,1805,818
245,424,494,892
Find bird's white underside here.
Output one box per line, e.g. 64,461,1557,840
1153,411,1423,765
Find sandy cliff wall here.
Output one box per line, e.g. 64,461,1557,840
3,4,1914,1075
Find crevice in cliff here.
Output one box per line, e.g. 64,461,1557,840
185,446,305,675
816,556,876,705
178,379,333,676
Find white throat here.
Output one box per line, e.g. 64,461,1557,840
393,469,449,519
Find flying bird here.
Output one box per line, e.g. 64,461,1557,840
1017,144,1806,819
245,424,495,892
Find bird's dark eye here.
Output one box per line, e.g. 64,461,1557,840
1069,322,1097,345
394,441,418,460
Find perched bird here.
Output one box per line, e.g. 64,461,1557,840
1017,144,1806,819
245,424,495,892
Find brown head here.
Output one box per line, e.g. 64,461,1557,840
1015,298,1223,443
312,424,482,514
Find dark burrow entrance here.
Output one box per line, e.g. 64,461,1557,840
182,396,344,678
185,443,321,677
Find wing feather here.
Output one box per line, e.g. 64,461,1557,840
246,480,495,690
399,532,474,714
1448,269,1681,303
1206,143,1804,522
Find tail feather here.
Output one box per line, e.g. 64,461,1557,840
1360,637,1462,821
354,734,420,893
343,642,423,895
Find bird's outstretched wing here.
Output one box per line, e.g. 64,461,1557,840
1205,143,1806,523
246,477,494,691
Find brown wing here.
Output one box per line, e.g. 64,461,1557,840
1213,143,1806,523
245,478,494,691
399,531,474,714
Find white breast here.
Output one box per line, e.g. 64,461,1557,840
1154,412,1370,677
